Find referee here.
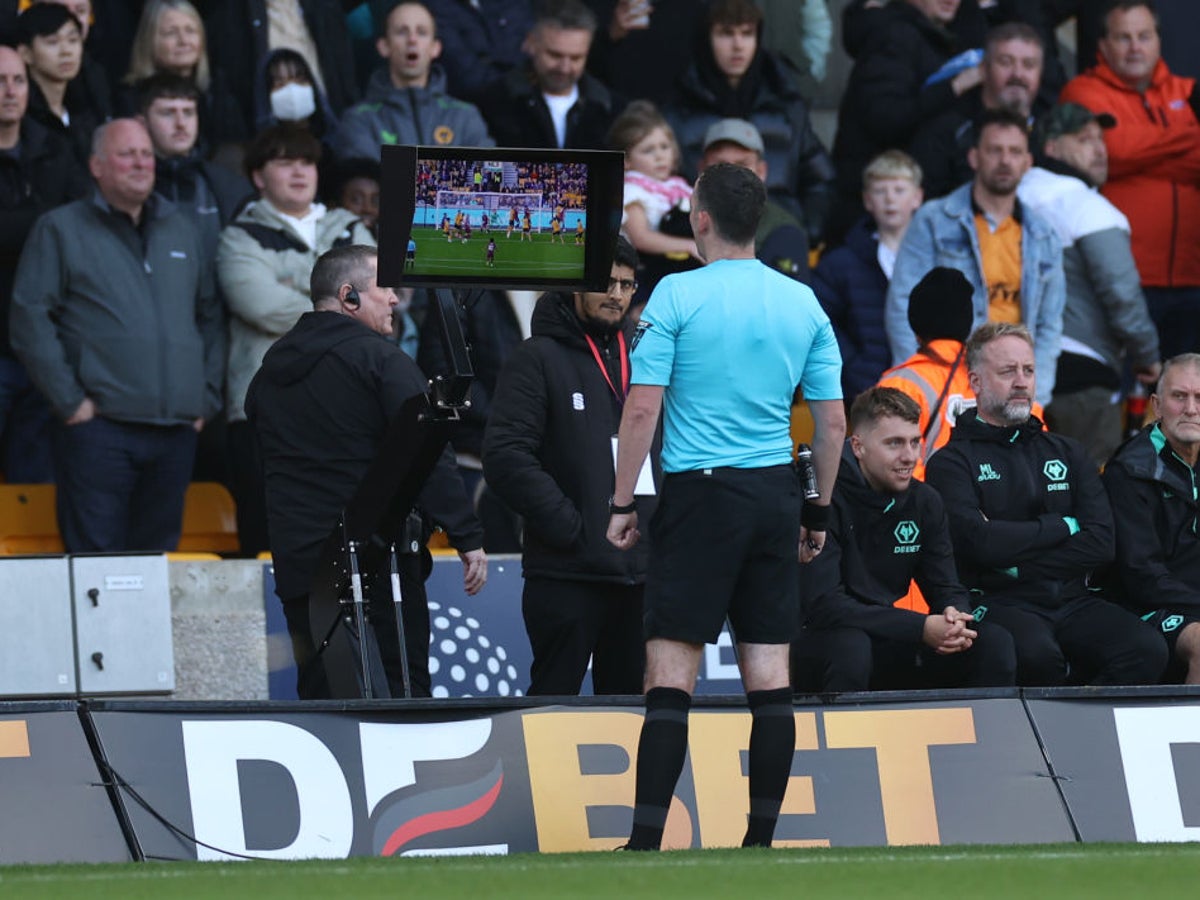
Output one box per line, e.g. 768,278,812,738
607,163,845,850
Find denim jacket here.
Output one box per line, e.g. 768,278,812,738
885,182,1065,405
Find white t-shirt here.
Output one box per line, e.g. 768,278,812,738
542,87,578,148
622,171,692,231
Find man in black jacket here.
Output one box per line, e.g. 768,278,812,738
0,43,89,483
247,245,487,699
483,236,657,695
925,321,1166,686
1103,353,1200,683
793,386,1015,692
478,0,616,150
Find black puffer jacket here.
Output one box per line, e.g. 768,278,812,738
804,441,972,641
926,409,1114,608
483,292,661,583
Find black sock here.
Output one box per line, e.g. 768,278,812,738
626,686,692,850
742,686,795,848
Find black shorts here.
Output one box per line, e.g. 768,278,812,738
1141,608,1200,656
644,465,800,645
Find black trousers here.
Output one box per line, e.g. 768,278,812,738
227,420,269,557
281,551,432,699
522,576,644,696
981,595,1168,686
791,622,1017,693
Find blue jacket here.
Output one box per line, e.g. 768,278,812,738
810,217,890,399
885,182,1065,405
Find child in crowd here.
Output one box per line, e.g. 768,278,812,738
608,100,699,299
810,149,924,403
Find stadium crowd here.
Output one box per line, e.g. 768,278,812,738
1,0,1199,695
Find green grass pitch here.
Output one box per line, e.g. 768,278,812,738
406,225,585,280
3,843,1199,899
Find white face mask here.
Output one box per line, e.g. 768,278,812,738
270,82,317,122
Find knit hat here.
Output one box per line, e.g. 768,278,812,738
908,267,974,342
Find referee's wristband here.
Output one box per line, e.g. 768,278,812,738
801,501,830,532
609,496,637,515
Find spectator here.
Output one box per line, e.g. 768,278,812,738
832,0,979,230
0,43,89,484
217,124,374,555
1060,0,1200,361
910,21,1043,199
925,321,1166,686
792,386,1016,692
10,119,223,552
607,100,698,302
31,0,115,137
483,236,659,696
878,266,977,481
254,48,341,150
204,0,359,143
478,0,617,150
697,118,810,282
666,0,835,243
336,0,492,159
1103,353,1200,683
120,0,236,152
328,156,380,235
812,149,924,402
17,3,110,166
137,74,253,273
1018,102,1161,467
885,108,1064,406
583,0,705,109
1066,0,1200,83
759,0,834,96
426,0,534,105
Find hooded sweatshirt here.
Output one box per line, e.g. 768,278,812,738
247,310,482,600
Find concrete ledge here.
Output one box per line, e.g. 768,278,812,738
169,559,268,701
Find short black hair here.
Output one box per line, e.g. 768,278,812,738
984,21,1043,55
612,234,639,272
244,123,322,178
16,3,81,44
693,162,764,246
533,0,596,34
1100,0,1159,36
310,244,377,307
135,72,200,116
325,156,381,206
974,107,1031,147
850,387,921,434
707,0,762,30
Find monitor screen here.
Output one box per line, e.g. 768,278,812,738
377,145,625,292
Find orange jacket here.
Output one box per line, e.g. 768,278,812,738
877,340,973,482
1060,59,1200,288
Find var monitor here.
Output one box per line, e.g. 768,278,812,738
378,145,625,292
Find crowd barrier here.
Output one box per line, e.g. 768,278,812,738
4,688,1200,864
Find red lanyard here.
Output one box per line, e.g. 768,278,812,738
584,332,629,403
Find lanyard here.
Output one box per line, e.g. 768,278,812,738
584,332,629,403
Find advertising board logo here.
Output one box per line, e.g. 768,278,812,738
182,719,506,861
428,600,523,699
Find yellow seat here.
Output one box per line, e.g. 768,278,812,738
178,482,239,554
0,484,63,554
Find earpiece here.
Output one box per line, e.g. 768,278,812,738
342,284,361,309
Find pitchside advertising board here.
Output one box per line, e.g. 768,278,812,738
0,702,130,864
14,694,1200,864
85,696,1075,860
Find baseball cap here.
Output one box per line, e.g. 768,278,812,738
1034,103,1116,150
702,119,764,154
